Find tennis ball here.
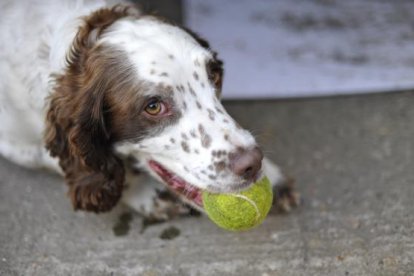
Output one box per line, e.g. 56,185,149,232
202,177,273,231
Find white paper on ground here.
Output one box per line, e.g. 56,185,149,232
185,0,414,99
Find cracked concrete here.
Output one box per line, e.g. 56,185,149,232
1,91,414,275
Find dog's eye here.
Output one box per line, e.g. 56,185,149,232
144,98,164,115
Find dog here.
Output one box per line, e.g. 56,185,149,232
0,0,298,221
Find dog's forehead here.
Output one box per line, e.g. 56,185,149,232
102,17,212,86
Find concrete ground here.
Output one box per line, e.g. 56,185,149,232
1,91,414,275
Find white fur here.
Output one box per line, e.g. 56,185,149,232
106,17,257,192
0,0,283,216
0,0,106,170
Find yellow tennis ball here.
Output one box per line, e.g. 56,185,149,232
202,177,273,231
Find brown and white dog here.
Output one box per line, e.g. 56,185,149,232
0,0,296,220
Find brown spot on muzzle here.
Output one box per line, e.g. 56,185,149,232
214,161,227,173
198,124,211,148
207,108,215,121
181,141,190,153
193,71,199,80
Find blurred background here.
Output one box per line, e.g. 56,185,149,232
138,0,414,99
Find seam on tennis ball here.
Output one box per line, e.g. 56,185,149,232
229,193,260,222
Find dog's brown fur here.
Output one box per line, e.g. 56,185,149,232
44,5,139,212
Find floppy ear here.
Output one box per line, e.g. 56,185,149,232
44,5,139,212
46,80,125,212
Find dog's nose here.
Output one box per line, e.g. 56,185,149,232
229,147,263,181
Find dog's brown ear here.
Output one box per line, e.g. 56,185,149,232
45,66,126,213
44,5,139,212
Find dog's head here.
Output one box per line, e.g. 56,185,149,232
45,5,263,212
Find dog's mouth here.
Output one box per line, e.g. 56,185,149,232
148,160,203,207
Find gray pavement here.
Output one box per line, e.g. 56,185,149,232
1,91,414,275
